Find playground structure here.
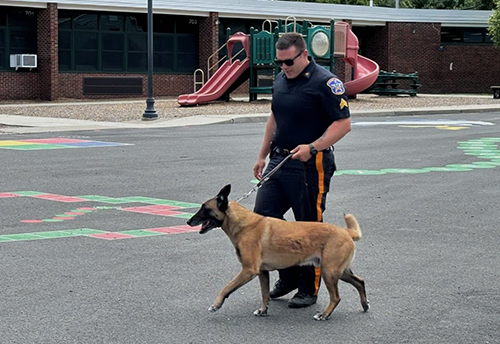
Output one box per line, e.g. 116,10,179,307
177,18,379,106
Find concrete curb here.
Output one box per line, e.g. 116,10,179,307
1,104,500,134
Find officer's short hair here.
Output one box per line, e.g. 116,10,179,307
276,32,306,52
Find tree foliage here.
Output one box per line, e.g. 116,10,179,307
398,0,495,9
284,0,496,9
285,0,499,45
488,0,500,46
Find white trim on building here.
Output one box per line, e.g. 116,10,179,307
1,0,494,27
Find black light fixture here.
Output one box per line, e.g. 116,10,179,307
142,0,158,120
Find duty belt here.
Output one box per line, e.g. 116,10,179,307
272,146,292,156
272,145,333,156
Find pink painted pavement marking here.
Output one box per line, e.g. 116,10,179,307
20,220,43,223
122,205,180,211
150,210,185,216
21,138,89,144
0,193,21,198
146,225,200,234
121,205,183,216
30,194,89,203
88,232,136,240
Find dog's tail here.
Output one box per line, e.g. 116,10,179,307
344,213,362,241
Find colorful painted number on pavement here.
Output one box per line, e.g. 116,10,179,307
336,137,500,176
0,138,132,150
248,137,500,181
0,192,201,243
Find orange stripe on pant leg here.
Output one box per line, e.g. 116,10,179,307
315,152,325,222
314,266,321,295
314,152,324,295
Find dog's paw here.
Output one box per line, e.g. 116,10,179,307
362,300,370,312
253,308,268,317
313,313,329,321
208,305,219,313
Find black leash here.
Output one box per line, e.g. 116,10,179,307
236,153,293,203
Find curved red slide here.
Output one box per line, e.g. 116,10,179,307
343,28,379,97
178,32,250,106
178,58,250,106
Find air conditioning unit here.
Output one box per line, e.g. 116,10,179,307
10,54,37,70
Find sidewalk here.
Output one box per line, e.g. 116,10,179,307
1,94,499,134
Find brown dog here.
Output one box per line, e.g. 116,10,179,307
187,184,369,320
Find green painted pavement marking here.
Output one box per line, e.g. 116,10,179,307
249,137,500,179
77,196,132,203
34,231,81,238
120,196,166,203
6,192,199,208
1,233,47,240
336,137,500,176
472,161,500,166
11,191,47,196
423,167,471,172
61,229,107,235
445,163,494,169
0,229,108,242
153,200,200,208
379,168,430,174
119,197,199,207
335,170,387,176
0,144,69,150
444,164,475,171
42,219,64,222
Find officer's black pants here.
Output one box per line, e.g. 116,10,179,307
254,150,336,296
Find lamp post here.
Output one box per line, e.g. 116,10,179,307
142,0,158,120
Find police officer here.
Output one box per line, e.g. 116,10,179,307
253,32,351,308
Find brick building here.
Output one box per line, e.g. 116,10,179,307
0,0,497,101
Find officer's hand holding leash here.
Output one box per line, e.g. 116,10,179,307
290,143,317,162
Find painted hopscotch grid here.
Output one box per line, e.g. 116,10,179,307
0,138,133,150
0,191,201,242
0,225,201,243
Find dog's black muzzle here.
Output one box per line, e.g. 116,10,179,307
187,214,223,234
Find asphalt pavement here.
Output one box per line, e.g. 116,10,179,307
0,103,499,343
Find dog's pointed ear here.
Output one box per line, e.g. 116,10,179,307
216,184,231,212
217,184,231,198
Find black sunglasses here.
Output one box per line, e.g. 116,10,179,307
274,50,303,67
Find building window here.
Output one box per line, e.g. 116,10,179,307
0,8,37,71
441,27,492,45
58,10,199,73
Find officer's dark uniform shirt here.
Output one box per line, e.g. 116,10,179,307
271,57,350,150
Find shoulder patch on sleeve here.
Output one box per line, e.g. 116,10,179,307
326,77,345,95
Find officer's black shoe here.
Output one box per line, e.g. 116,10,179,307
288,292,318,308
269,280,297,299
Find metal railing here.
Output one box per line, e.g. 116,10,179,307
193,68,204,92
206,43,246,79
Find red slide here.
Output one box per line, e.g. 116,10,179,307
343,27,379,97
178,32,250,106
177,58,250,106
